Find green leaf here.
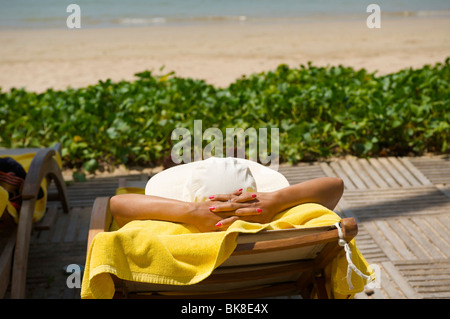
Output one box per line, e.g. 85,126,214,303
83,159,98,173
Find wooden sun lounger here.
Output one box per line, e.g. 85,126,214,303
87,179,357,299
0,144,70,298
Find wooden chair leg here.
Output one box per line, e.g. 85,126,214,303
10,199,35,299
296,271,315,299
314,270,328,299
0,229,16,298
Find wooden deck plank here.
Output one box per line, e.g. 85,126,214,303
425,217,450,245
50,208,70,244
398,218,446,259
358,158,389,188
392,219,429,260
341,186,450,220
319,162,337,178
64,212,79,243
353,223,389,263
408,156,450,185
77,207,91,243
348,158,378,189
437,215,450,232
382,261,421,298
436,184,450,199
368,158,400,188
375,220,416,260
342,187,447,201
387,157,422,187
363,221,402,261
378,157,410,187
377,264,403,299
398,158,433,186
417,217,450,258
328,161,357,190
278,163,326,185
338,160,367,189
394,259,450,299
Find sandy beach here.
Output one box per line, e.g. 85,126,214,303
0,17,449,92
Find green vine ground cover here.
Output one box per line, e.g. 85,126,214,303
1,59,448,173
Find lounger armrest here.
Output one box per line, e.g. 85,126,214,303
21,148,57,199
233,217,358,256
19,147,70,213
87,197,111,251
340,217,358,242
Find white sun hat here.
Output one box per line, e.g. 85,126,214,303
145,157,289,202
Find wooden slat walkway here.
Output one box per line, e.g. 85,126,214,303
5,155,449,299
322,156,450,299
408,156,450,185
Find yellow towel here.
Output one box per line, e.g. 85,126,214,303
81,202,374,299
0,152,62,223
0,185,17,219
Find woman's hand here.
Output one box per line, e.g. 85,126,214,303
183,189,266,232
209,190,283,227
186,201,221,232
193,189,265,231
186,201,240,232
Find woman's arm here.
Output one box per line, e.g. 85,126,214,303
110,177,344,231
273,176,344,212
109,190,243,231
110,194,191,228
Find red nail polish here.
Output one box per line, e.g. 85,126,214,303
209,206,215,211
256,208,263,213
251,194,257,198
238,188,243,192
215,222,223,227
209,195,214,199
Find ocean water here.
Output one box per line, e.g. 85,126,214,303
0,0,449,29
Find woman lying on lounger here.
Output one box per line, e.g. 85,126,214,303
110,172,344,233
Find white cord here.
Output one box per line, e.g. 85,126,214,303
334,222,372,290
